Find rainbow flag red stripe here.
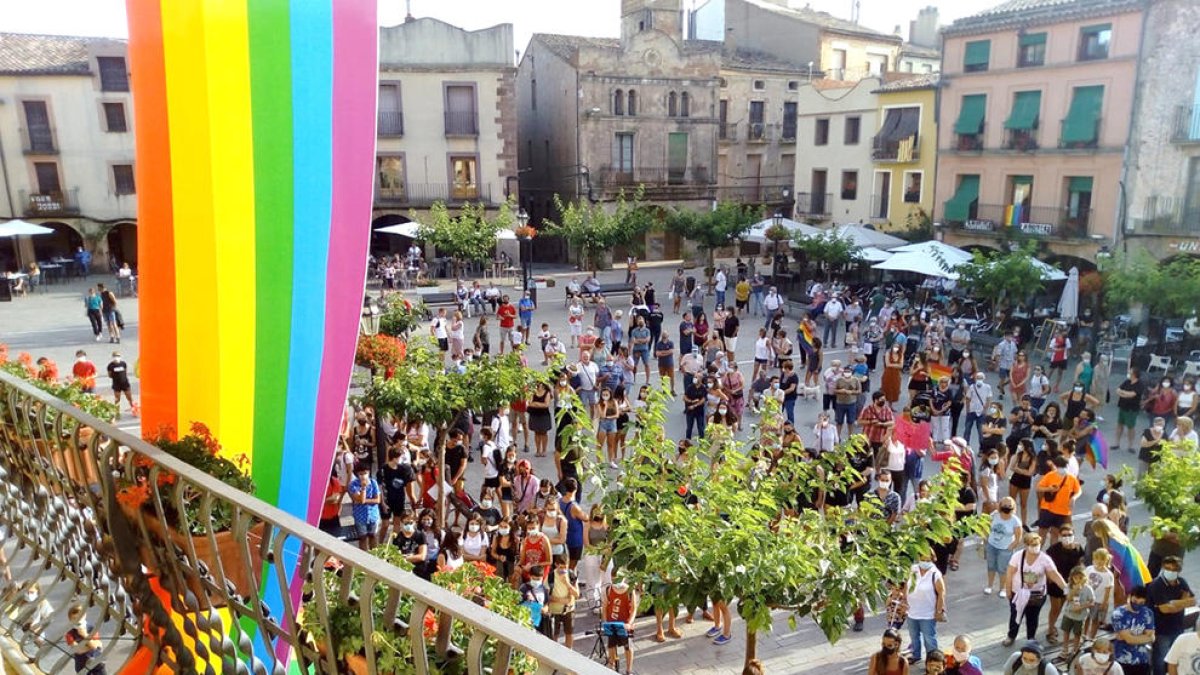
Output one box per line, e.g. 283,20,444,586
929,362,953,383
1106,527,1152,591
1087,428,1109,469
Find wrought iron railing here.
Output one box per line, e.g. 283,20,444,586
1172,105,1200,144
19,188,80,217
795,192,833,217
943,205,1092,239
377,111,405,137
375,182,496,207
0,371,603,675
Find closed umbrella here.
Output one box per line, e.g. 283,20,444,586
375,221,420,238
1058,266,1080,322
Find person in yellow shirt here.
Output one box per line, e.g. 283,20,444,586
734,276,752,316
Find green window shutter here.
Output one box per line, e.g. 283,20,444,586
1061,85,1105,144
1068,176,1093,192
1019,32,1047,47
1012,175,1033,186
943,175,981,221
1082,23,1112,35
964,40,991,69
1004,91,1042,130
953,94,987,135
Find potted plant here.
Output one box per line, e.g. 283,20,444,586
379,297,428,338
356,334,407,378
115,422,263,599
1135,439,1200,562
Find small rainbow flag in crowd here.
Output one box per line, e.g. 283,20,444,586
1086,427,1109,469
929,362,953,383
798,321,815,349
1105,525,1152,591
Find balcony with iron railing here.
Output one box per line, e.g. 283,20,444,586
595,165,712,188
375,182,495,207
746,122,771,143
943,203,1093,239
1004,128,1039,152
1059,117,1102,150
19,126,57,154
955,128,985,152
779,122,798,143
0,370,604,675
871,136,921,162
716,183,791,204
1172,105,1200,144
1129,197,1200,234
20,187,80,217
444,111,479,137
718,122,739,142
377,111,405,137
795,191,833,218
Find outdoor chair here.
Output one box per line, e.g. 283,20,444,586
1146,353,1173,376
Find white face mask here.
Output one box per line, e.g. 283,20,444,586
498,527,510,536
24,591,37,603
1092,653,1110,664
480,500,493,509
1027,545,1041,555
468,524,480,533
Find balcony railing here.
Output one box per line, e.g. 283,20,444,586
19,126,57,154
780,122,798,143
376,182,495,207
377,111,405,137
1004,128,1039,152
746,122,771,142
595,165,712,188
956,131,985,152
716,183,792,204
0,370,603,675
20,187,80,217
444,111,479,136
871,137,921,162
944,203,1092,239
1130,196,1200,234
1171,105,1200,144
1059,117,1101,150
718,122,738,142
795,191,833,218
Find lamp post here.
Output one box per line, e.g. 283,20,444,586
360,294,381,336
517,208,534,302
771,210,784,280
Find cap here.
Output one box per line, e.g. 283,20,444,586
111,351,121,357
1020,640,1042,656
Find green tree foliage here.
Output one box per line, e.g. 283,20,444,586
414,200,515,275
545,188,652,272
954,244,1048,310
900,207,934,243
1135,439,1200,550
377,295,427,338
1103,252,1200,320
792,231,863,272
572,391,982,668
664,201,764,271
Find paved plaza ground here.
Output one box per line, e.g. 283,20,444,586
1,262,1196,674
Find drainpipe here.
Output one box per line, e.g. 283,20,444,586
1116,1,1153,257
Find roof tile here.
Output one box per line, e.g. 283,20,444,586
0,32,124,76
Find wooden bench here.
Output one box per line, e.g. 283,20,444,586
569,282,636,303
419,292,459,307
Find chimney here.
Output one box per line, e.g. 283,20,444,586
404,0,415,23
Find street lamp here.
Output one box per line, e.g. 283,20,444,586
360,294,381,336
517,208,534,299
771,211,784,279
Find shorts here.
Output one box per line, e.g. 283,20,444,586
598,418,618,433
113,383,131,393
437,338,449,352
736,298,748,310
632,350,650,366
725,337,738,352
1036,509,1068,529
1010,473,1032,490
835,403,856,426
1118,408,1140,428
607,634,630,649
354,519,380,538
569,545,583,562
1050,359,1067,371
1060,616,1084,635
1089,605,1109,623
579,389,597,407
999,368,1011,381
985,543,1010,575
483,476,501,489
551,611,574,637
103,310,118,325
755,358,767,365
385,497,406,515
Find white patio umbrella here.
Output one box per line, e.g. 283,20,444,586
1058,266,1080,322
872,250,961,279
0,219,54,237
495,228,517,241
831,224,908,250
375,221,420,238
1031,258,1067,282
887,239,973,265
856,246,894,263
743,217,821,244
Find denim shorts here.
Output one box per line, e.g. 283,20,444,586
985,543,1009,575
354,519,379,538
579,389,597,407
632,349,650,365
598,418,618,433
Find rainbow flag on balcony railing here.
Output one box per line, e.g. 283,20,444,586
1005,204,1024,226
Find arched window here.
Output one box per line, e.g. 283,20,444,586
613,89,625,116
668,91,678,117
680,92,690,117
627,90,638,116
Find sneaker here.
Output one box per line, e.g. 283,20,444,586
609,462,619,470
712,634,732,646
704,627,722,638
984,587,993,595
999,589,1007,598
95,334,102,342
1002,637,1015,647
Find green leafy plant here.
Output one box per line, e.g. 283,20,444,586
900,207,934,242
415,199,516,276
792,231,863,276
0,346,119,423
1102,252,1200,320
545,188,653,272
356,334,408,375
1135,439,1200,550
379,296,428,338
664,201,763,274
954,243,1049,312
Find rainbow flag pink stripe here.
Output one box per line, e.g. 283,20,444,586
1087,428,1109,469
1106,528,1152,591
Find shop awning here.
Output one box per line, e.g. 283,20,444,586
943,175,980,222
1019,32,1046,47
879,107,920,142
1068,176,1094,193
1061,85,1104,144
1004,90,1042,130
964,40,990,69
953,94,987,135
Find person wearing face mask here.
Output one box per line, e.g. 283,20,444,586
869,627,909,675
1146,557,1195,675
489,517,518,582
379,448,416,543
64,604,106,675
1175,379,1198,419
602,577,639,673
19,581,55,638
872,474,903,525
1113,586,1157,675
1045,525,1087,646
1147,379,1179,430
1004,641,1060,675
1168,416,1199,447
812,412,840,455
986,497,1024,596
883,343,905,405
1075,637,1125,675
393,513,429,567
946,634,984,675
1137,416,1168,480
1164,619,1200,675
709,400,737,429
518,513,553,583
518,564,552,637
461,515,490,563
964,373,994,445
906,551,947,665
1004,533,1069,646
1036,455,1082,545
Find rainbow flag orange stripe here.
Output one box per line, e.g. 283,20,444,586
929,362,954,382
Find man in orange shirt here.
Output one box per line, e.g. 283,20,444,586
71,350,97,393
1035,454,1081,545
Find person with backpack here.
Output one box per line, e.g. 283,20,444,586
96,283,121,343
1003,641,1060,675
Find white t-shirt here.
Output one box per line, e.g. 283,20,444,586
755,337,772,361
715,270,727,292
490,416,512,451
431,317,448,339
575,362,599,391
1165,631,1200,675
1028,374,1050,398
979,465,999,502
481,440,499,479
1084,564,1115,608
811,423,839,454
824,300,844,320
1066,455,1080,478
886,438,906,472
906,565,943,620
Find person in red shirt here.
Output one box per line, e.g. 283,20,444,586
858,390,896,471
602,579,639,673
319,471,344,536
71,350,97,393
496,295,517,354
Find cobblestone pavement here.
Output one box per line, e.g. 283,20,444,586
3,261,1195,674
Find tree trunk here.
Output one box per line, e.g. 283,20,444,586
435,425,449,531
744,628,758,672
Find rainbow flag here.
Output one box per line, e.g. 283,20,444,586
128,0,378,525
1005,204,1024,226
799,321,815,349
929,362,953,383
1105,526,1152,592
1086,427,1109,469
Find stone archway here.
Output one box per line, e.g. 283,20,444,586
107,222,138,269
31,221,84,261
370,213,411,257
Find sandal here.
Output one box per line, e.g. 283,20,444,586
653,633,666,643
949,559,960,571
667,628,683,639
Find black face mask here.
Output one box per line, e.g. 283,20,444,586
881,645,897,655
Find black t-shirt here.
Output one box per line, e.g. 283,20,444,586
981,415,1006,448
648,310,664,332
1147,577,1194,635
1034,414,1062,439
724,315,740,338
781,372,801,402
380,462,414,503
1117,378,1145,412
931,389,952,414
955,486,977,519
394,531,424,555
445,443,468,480
107,359,130,389
1008,406,1033,439
1139,428,1164,463
684,383,708,410
101,290,117,311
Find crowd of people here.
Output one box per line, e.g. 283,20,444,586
328,265,1197,675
